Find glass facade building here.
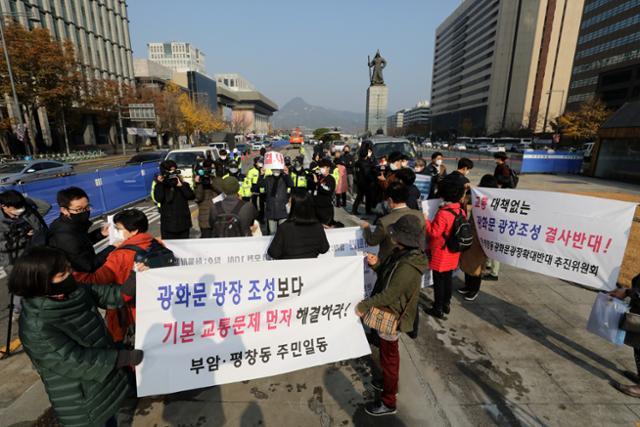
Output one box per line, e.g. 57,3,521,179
567,0,640,110
0,0,134,84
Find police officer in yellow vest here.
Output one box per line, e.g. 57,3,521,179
290,157,309,193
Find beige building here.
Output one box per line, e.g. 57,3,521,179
431,0,585,136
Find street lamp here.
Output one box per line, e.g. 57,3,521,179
0,12,40,156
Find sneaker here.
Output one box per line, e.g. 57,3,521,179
365,401,397,416
370,379,383,392
457,288,470,295
464,292,479,301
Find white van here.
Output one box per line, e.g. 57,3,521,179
164,147,219,186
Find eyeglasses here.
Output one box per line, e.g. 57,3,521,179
67,204,92,214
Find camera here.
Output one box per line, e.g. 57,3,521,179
194,165,213,184
161,169,181,184
5,219,32,253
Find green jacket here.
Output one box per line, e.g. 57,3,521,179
19,284,131,427
357,249,427,333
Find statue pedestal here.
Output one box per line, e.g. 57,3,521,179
365,85,388,134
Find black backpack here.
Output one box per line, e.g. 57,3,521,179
212,200,245,238
442,208,473,253
119,239,177,269
509,167,520,188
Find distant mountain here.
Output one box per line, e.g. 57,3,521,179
272,98,364,133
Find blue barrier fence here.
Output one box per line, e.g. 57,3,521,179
6,162,160,224
520,151,583,174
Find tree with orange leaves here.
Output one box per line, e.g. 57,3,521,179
0,24,80,154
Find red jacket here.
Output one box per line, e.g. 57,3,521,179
425,203,465,272
74,232,154,342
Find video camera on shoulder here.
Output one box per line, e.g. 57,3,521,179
194,163,213,184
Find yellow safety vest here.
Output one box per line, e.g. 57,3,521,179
240,176,253,198
150,180,160,207
332,168,340,189
291,171,308,188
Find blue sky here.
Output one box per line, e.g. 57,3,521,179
128,0,459,113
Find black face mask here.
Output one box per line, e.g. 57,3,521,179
69,211,91,225
52,275,78,296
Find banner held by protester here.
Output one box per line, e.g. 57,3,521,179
471,188,636,291
135,256,371,396
165,227,379,296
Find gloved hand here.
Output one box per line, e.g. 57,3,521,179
116,349,144,367
122,271,136,297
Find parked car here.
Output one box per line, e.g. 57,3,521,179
251,141,265,151
165,147,219,186
125,151,168,165
208,142,229,152
477,144,490,152
487,146,507,153
370,137,418,167
0,160,74,185
453,143,467,151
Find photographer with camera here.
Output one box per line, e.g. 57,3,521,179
153,160,195,239
194,157,222,238
0,190,51,318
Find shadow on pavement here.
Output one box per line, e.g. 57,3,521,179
456,290,618,381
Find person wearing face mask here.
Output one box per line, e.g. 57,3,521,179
0,190,50,318
48,187,114,274
352,141,377,216
248,156,265,217
312,159,337,225
361,182,425,266
154,160,196,240
194,159,222,239
214,149,230,177
290,157,310,194
0,190,50,272
257,163,293,235
74,209,157,343
342,145,356,196
441,158,474,204
378,151,404,190
426,152,446,199
10,247,144,427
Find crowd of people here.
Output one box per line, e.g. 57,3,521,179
3,142,637,424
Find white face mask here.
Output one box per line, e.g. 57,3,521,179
390,164,400,171
435,159,443,167
257,163,263,168
229,168,238,174
273,170,282,177
220,156,227,160
12,208,25,216
114,228,126,241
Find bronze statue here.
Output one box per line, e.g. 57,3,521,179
368,50,387,86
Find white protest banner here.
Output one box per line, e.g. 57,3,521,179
471,188,636,290
135,256,371,396
165,227,379,296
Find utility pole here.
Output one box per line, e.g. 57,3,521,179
118,104,126,155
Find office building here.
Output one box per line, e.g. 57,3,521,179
148,42,206,74
567,0,640,111
215,74,255,92
404,101,432,127
0,0,134,84
134,59,174,91
431,0,585,136
387,110,405,133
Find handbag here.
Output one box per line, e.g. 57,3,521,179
621,312,640,334
363,286,420,336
